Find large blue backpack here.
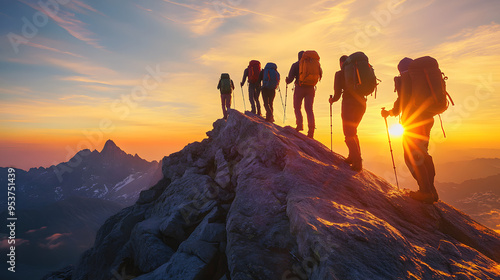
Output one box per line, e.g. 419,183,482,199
262,63,280,89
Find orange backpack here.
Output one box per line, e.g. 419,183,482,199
299,51,321,86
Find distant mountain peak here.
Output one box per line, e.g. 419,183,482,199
100,139,125,156
102,139,118,150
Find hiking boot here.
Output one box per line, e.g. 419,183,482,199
351,160,362,172
295,124,303,132
266,116,274,123
307,130,314,139
409,191,435,204
344,156,353,165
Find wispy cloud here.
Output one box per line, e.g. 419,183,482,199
160,0,272,35
135,4,153,12
18,0,103,49
59,75,137,87
40,232,72,250
42,56,116,77
26,226,48,234
19,41,83,58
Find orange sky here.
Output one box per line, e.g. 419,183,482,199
1,0,499,170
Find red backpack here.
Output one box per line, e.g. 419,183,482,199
248,60,261,84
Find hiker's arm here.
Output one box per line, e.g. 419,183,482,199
231,80,235,90
285,63,297,84
332,71,343,102
390,97,401,116
390,76,402,116
241,68,248,86
217,79,221,89
319,66,323,81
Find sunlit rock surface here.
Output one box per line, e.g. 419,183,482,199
71,109,500,280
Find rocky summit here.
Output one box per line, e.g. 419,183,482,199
69,109,500,280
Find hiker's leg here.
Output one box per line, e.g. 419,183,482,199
403,127,432,194
262,89,271,120
304,88,315,134
248,84,256,113
403,136,418,182
421,118,437,200
221,94,229,119
342,99,358,160
294,87,305,129
269,90,275,121
254,85,262,115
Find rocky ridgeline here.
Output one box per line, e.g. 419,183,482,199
65,110,499,280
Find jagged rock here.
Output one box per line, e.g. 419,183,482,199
41,265,74,280
71,110,500,280
129,218,175,272
72,204,148,280
137,177,171,205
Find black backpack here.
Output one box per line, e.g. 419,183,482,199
220,73,232,94
343,52,378,96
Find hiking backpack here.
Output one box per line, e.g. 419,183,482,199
262,63,280,89
408,56,454,116
298,50,321,86
220,73,232,94
248,60,261,84
343,52,378,96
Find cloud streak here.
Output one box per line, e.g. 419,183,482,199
17,0,103,49
160,0,272,35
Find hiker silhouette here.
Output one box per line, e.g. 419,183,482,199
286,50,322,138
259,62,280,123
217,73,235,120
241,60,262,115
331,54,366,172
381,57,451,203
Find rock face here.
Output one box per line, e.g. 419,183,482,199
72,110,500,280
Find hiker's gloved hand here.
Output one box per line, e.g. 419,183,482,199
329,97,335,104
240,82,244,87
381,109,391,118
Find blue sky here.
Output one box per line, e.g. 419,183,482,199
1,0,499,169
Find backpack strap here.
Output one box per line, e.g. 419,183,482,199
446,91,455,106
374,78,382,99
438,114,446,138
424,69,439,103
355,62,361,86
442,74,455,106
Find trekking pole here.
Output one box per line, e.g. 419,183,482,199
240,86,246,111
284,84,288,123
232,91,235,109
382,107,399,190
329,95,333,152
278,86,285,123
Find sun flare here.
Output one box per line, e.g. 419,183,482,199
389,123,405,137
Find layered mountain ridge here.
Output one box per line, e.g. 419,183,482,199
0,139,161,209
